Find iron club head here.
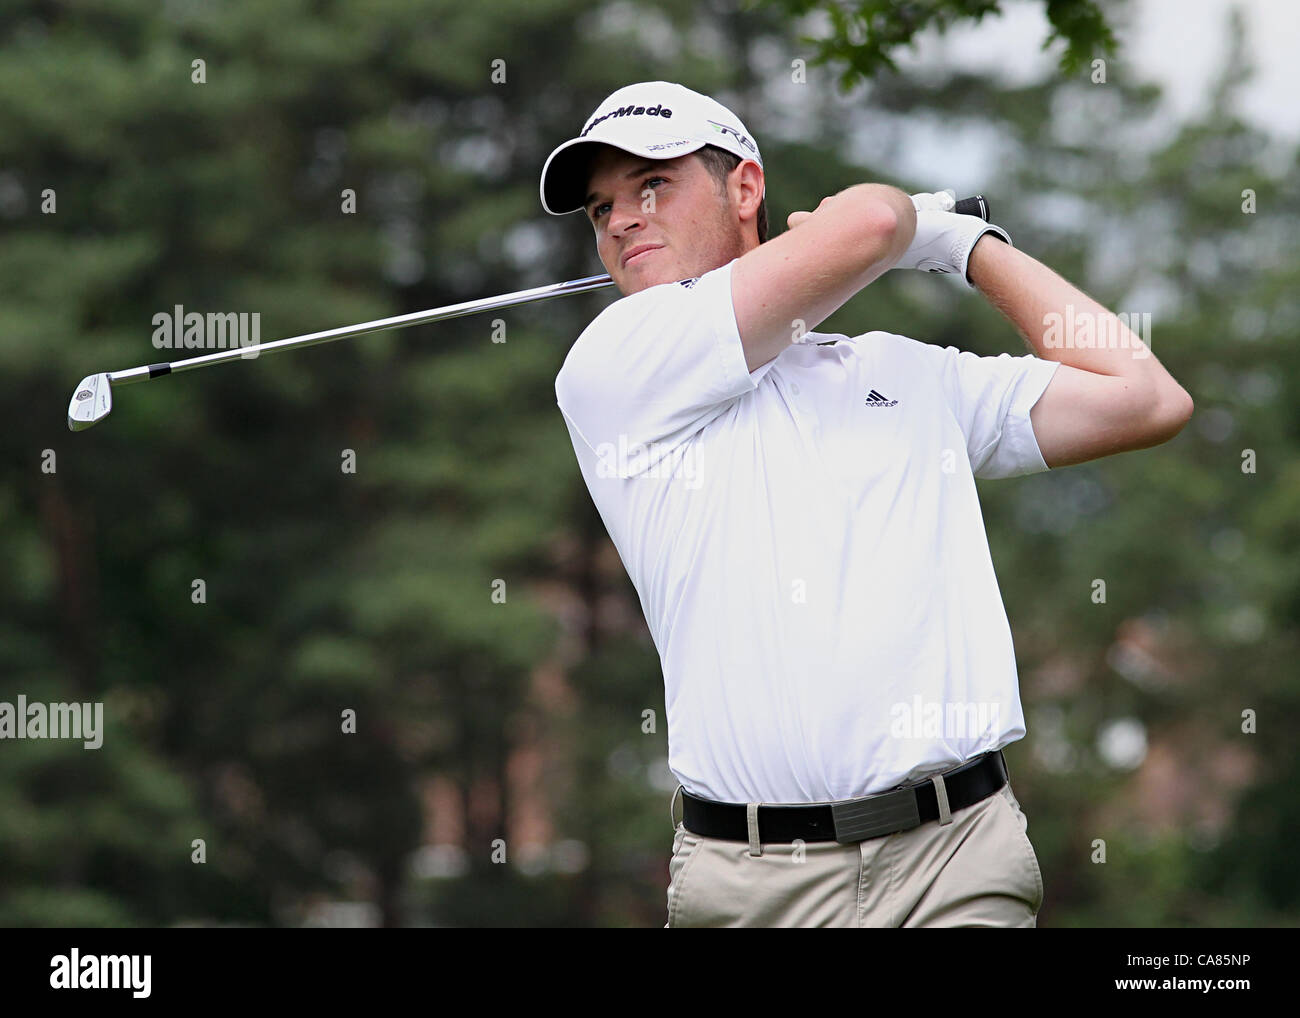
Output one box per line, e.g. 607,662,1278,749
67,373,113,431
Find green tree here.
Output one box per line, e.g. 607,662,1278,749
754,0,1119,85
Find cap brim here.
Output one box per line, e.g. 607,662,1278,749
539,135,707,215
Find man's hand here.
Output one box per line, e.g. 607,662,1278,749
909,189,958,214
895,190,1012,286
786,196,832,231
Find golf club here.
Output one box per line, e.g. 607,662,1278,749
67,195,991,431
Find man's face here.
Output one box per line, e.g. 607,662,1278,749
582,146,750,295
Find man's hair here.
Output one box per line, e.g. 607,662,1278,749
693,145,768,245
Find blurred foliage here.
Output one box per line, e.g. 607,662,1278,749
752,0,1119,85
0,0,1295,927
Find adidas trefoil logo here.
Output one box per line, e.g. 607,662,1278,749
864,389,898,407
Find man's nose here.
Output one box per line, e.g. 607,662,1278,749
607,197,646,234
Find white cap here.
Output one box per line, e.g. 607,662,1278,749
539,81,763,216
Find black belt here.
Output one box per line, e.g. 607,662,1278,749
681,750,1009,844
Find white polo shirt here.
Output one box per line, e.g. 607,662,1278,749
554,257,1060,804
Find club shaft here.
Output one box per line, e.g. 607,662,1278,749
107,273,618,385
102,194,987,386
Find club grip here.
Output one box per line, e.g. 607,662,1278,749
954,195,990,221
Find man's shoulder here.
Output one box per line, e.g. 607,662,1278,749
597,261,734,325
557,262,735,384
583,275,689,332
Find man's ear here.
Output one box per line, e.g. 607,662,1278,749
733,160,764,225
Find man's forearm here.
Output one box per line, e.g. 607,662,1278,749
966,235,1184,395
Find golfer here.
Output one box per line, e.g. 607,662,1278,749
540,81,1193,927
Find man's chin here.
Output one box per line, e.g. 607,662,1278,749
618,264,678,295
622,276,657,295
617,272,661,296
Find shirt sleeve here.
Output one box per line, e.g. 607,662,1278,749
928,345,1061,479
554,259,769,478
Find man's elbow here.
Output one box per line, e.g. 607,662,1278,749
1145,384,1195,444
872,190,917,263
848,184,915,265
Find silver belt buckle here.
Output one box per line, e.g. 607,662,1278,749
830,786,921,844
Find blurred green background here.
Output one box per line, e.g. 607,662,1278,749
1,0,1296,927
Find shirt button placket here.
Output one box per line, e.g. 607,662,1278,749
789,382,819,436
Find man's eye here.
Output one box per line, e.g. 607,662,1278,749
592,178,666,221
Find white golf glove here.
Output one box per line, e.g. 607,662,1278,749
897,189,1012,287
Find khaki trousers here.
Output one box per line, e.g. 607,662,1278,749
665,781,1043,927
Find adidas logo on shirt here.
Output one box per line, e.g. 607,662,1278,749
678,277,699,289
864,389,898,407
